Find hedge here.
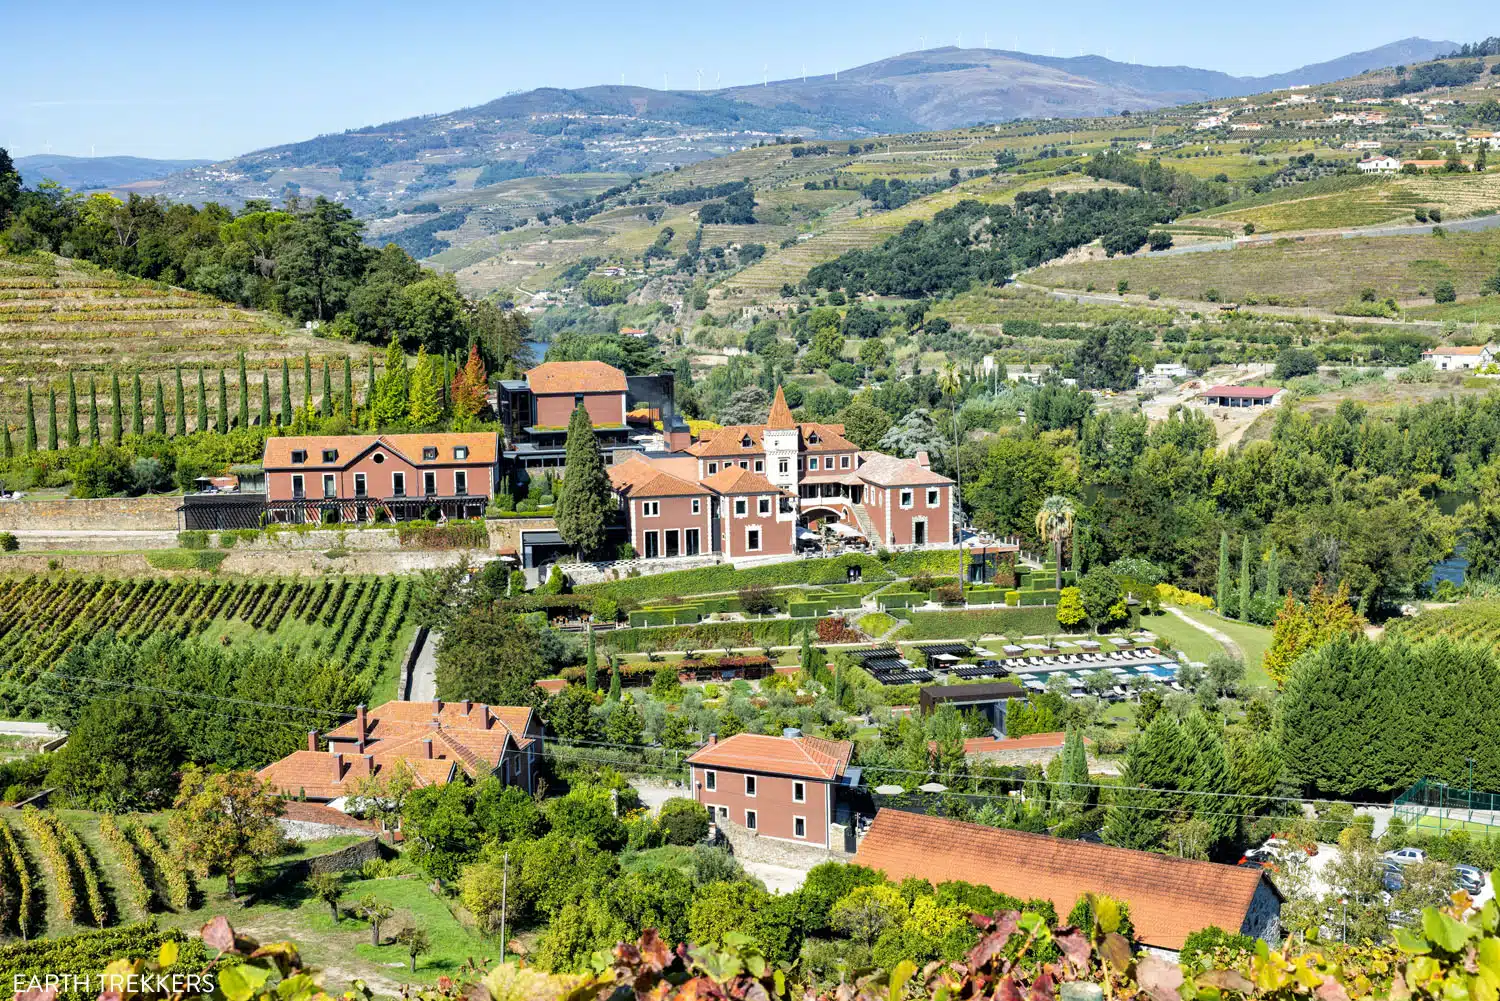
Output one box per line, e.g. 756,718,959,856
1018,589,1060,607
787,594,864,617
600,617,824,654
500,594,594,615
878,591,925,610
885,549,970,578
893,608,1064,641
628,606,704,627
145,549,228,571
395,519,488,550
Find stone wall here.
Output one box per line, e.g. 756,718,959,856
225,529,402,552
0,495,181,531
6,531,179,552
277,837,387,881
560,553,722,586
716,815,853,868
0,553,155,574
486,516,558,554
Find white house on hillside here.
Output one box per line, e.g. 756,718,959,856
1357,156,1401,174
1422,344,1497,371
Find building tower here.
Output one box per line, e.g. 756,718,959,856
763,386,801,498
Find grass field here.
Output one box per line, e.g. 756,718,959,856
1033,229,1500,310
1148,606,1273,688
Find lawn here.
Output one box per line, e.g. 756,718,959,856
1148,607,1273,688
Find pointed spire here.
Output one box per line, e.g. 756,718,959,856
766,385,796,430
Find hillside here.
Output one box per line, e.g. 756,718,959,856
15,155,214,192
0,252,378,431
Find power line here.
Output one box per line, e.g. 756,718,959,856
31,672,349,719
26,681,315,733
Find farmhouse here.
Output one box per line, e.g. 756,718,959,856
1198,385,1286,408
1422,344,1496,371
686,732,857,848
853,810,1284,952
1357,155,1401,173
257,699,545,807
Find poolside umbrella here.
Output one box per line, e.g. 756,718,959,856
918,782,948,794
874,784,905,796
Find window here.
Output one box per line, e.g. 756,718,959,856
291,474,305,498
808,432,821,445
779,457,789,474
322,474,336,499
422,447,438,461
739,460,748,470
454,470,468,496
793,816,807,839
354,473,367,498
793,781,806,803
392,472,406,497
423,471,437,496
643,501,660,517
927,488,940,506
665,530,680,558
708,462,718,474
745,775,757,797
758,497,770,516
747,528,761,551
373,452,385,464
644,532,660,558
454,446,469,460
705,770,717,792
754,459,764,473
321,449,338,463
900,489,914,508
841,455,851,469
716,805,728,821
290,450,307,464
734,498,747,516
685,528,700,555
691,499,701,515
740,435,753,448
745,809,757,831
575,393,585,409
809,457,819,470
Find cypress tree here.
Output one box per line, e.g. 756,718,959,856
174,365,186,436
23,385,37,453
154,378,167,435
366,355,377,409
1,391,11,459
88,377,100,446
110,373,123,445
65,372,79,448
608,661,621,701
237,352,249,429
554,403,612,558
303,353,312,410
196,369,207,433
799,626,814,675
343,356,354,421
1239,535,1253,621
321,360,333,417
280,359,292,425
1103,713,1188,851
1183,711,1235,849
217,369,229,431
1265,544,1281,600
46,386,58,451
260,370,271,427
584,627,598,692
1215,530,1231,614
131,373,143,438
1055,727,1092,816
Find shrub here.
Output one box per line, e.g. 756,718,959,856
1159,582,1214,609
1434,281,1457,304
145,549,228,571
0,532,17,552
657,799,710,846
177,531,209,550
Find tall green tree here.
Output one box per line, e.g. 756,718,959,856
65,372,79,448
1102,713,1190,851
24,384,37,453
1,392,11,459
406,346,443,427
1265,543,1281,600
584,626,598,692
1239,535,1253,622
217,369,229,431
1035,495,1077,589
1054,728,1092,816
131,372,144,437
608,661,621,701
280,358,292,425
343,356,354,421
555,403,612,558
1215,530,1231,613
237,352,250,429
196,369,208,433
88,377,100,446
110,371,123,445
321,360,334,418
303,353,313,411
366,355,377,410
174,366,186,436
46,386,58,451
372,338,409,427
154,378,166,435
1183,711,1235,849
260,370,271,428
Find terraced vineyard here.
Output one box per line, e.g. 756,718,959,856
0,253,378,430
1390,600,1500,653
1190,172,1500,234
0,575,416,697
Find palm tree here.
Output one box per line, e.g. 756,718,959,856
1035,495,1077,591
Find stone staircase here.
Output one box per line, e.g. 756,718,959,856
851,504,883,545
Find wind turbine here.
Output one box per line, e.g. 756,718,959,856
801,64,806,82
762,63,768,87
957,32,963,48
920,34,926,50
696,68,703,90
663,71,669,90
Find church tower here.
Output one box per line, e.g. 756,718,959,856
763,386,800,495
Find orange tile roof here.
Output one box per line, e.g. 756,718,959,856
852,811,1277,950
609,455,711,498
279,800,379,831
1424,344,1491,356
767,386,797,430
688,422,858,457
526,360,628,394
700,465,783,495
263,433,498,470
686,733,853,779
256,748,456,800
855,452,955,487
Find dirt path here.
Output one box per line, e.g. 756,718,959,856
1163,605,1242,660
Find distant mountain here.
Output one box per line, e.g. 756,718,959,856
16,154,214,192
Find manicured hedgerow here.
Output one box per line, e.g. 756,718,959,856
98,815,152,915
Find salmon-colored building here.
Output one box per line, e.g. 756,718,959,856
261,432,499,523
686,733,855,848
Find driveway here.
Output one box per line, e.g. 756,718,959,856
407,630,439,702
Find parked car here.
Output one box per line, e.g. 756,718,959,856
1383,868,1406,893
1454,864,1486,893
1383,847,1427,866
1264,836,1318,857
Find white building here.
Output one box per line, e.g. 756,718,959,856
1422,344,1497,371
1357,156,1402,174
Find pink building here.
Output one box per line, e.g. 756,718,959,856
686,733,855,848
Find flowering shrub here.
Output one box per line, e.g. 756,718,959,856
1160,582,1214,609
816,616,861,644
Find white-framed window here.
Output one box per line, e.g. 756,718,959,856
454,446,469,460
691,498,701,515
754,459,764,473
392,472,405,497
704,770,716,791
708,461,718,474
423,471,437,495
840,455,850,469
758,497,770,516
900,489,914,508
739,460,749,469
779,457,789,474
747,528,761,551
686,528,700,555
745,775,757,797
793,781,806,803
715,805,728,821
809,457,819,470
793,816,807,839
291,474,305,498
927,488,939,506
455,470,468,496
354,473,367,498
745,809,758,830
322,473,336,499
644,531,660,558
643,501,661,516
734,498,747,516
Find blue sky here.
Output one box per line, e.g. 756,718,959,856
1,0,1491,160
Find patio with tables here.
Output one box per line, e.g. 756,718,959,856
845,632,1183,692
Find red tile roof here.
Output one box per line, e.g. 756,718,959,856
700,465,783,495
767,386,797,430
686,733,853,779
263,433,499,470
688,422,858,457
1201,385,1283,399
526,360,628,395
1423,345,1491,356
855,452,955,487
279,801,379,832
610,455,711,498
853,811,1277,950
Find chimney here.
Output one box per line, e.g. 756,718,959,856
483,706,493,730
708,734,717,746
307,731,318,752
422,738,434,760
462,699,472,715
356,737,366,753
331,752,343,778
430,698,441,714
356,703,367,738
362,754,375,776
915,450,931,469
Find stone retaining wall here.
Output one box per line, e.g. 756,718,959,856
0,495,181,531
279,837,386,880
716,816,853,867
0,549,483,577
486,516,557,554
224,529,402,552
